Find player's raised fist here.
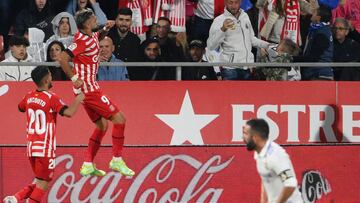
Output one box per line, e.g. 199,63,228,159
104,20,115,31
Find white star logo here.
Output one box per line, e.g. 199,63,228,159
155,91,219,145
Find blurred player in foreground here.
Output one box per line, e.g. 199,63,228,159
3,66,84,203
243,118,303,203
58,9,135,177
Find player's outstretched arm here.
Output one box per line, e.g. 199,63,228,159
58,51,74,79
62,93,85,118
58,51,83,88
276,186,296,203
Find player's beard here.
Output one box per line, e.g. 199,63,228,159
246,139,256,151
48,82,53,89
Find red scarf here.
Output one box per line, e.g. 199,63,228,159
281,0,301,45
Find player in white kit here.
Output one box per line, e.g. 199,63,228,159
243,118,303,203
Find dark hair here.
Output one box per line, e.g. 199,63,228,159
46,41,65,62
317,5,332,23
246,119,269,140
75,8,94,29
118,7,133,17
157,17,171,26
9,35,29,47
31,66,50,86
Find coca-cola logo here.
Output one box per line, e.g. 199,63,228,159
301,170,331,203
48,154,234,203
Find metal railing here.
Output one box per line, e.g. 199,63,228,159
1,62,359,80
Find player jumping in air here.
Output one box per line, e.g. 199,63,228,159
58,8,135,177
3,66,84,203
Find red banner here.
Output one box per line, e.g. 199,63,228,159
1,146,359,202
1,82,360,145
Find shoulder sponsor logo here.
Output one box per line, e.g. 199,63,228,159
68,43,77,51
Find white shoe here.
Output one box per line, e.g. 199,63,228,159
3,196,17,203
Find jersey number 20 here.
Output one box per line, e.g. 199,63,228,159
28,108,46,135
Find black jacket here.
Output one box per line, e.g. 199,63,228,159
182,60,217,80
15,0,54,41
333,38,360,81
108,28,141,62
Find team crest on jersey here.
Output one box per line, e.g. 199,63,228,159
68,43,77,51
92,55,99,63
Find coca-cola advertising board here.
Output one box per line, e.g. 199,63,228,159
1,146,359,202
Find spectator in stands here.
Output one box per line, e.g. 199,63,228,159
98,37,128,81
182,40,217,80
191,0,225,43
66,0,107,26
15,0,54,41
259,39,301,81
155,17,185,62
332,18,360,81
333,0,360,33
46,12,77,49
108,8,140,79
0,36,35,81
137,37,175,80
207,0,270,80
293,5,334,80
46,40,68,81
256,0,315,44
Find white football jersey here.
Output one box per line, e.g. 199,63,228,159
254,141,303,203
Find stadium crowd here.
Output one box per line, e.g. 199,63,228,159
0,0,359,81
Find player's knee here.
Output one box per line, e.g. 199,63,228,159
96,118,108,131
111,112,126,124
35,179,49,191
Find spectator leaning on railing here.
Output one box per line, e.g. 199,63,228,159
332,18,360,81
98,36,128,81
293,4,334,81
207,0,270,80
0,36,35,81
46,40,68,81
182,40,217,80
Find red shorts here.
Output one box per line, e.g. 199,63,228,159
83,91,119,122
29,156,55,181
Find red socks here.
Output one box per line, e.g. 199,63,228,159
85,128,107,162
28,187,46,203
14,183,36,200
112,124,125,157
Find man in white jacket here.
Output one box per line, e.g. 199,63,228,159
0,36,35,81
207,0,270,80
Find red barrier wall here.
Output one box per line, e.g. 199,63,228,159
1,81,360,145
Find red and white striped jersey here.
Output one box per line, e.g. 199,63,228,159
67,31,101,94
18,90,67,157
